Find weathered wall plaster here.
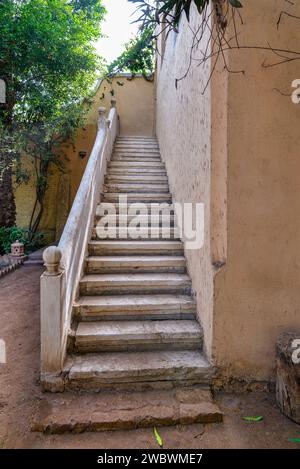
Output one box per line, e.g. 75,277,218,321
156,5,214,359
156,1,300,382
213,0,300,381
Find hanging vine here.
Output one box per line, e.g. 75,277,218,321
128,0,300,93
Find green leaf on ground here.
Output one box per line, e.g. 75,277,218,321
154,427,163,447
242,416,264,422
288,438,300,443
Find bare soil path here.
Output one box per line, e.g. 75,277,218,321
0,266,299,449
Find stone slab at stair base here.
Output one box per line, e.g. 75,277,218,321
32,387,222,434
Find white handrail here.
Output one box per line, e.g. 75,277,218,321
40,99,119,382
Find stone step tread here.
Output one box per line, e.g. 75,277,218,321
32,387,222,433
116,137,157,141
81,273,191,285
76,319,201,337
65,350,213,385
112,155,161,159
106,175,168,182
108,161,165,167
112,157,161,161
103,193,172,199
91,232,180,242
75,320,202,351
111,158,162,163
89,240,183,250
74,294,196,321
112,151,161,155
96,214,175,220
107,168,167,174
113,152,160,156
113,149,160,153
96,207,175,217
114,142,159,145
104,184,170,193
86,255,186,265
75,294,196,311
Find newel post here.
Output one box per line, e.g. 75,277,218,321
40,246,64,378
111,97,117,108
98,106,106,130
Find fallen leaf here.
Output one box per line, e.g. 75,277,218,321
288,438,300,443
154,427,163,447
242,416,263,422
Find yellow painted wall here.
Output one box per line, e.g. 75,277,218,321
156,1,300,383
213,0,300,383
14,75,155,242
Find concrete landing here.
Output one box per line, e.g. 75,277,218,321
32,387,222,434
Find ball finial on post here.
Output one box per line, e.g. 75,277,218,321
43,246,62,276
98,106,106,130
111,97,117,109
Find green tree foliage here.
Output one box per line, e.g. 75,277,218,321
108,27,155,78
0,0,105,232
128,0,242,31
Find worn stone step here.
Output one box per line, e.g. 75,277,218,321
113,152,160,158
95,214,175,227
115,143,158,146
114,142,159,148
64,350,214,390
113,153,160,157
103,193,172,203
85,255,186,274
88,240,183,256
74,320,202,353
104,183,170,193
116,137,157,142
112,156,161,162
107,167,167,175
97,201,174,215
80,273,191,295
97,203,174,216
108,161,165,168
74,294,196,321
32,387,222,433
106,174,168,183
113,148,160,153
112,154,161,160
91,226,180,240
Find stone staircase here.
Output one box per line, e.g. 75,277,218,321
64,136,213,391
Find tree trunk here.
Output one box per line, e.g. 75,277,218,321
0,150,16,227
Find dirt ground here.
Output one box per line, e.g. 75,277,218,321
0,265,299,449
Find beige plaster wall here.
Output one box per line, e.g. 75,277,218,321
156,1,300,382
213,0,300,382
15,75,155,241
156,5,214,359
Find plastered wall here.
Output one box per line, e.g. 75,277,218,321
156,1,300,382
156,5,214,359
213,0,300,382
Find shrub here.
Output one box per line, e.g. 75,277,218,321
0,226,44,255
